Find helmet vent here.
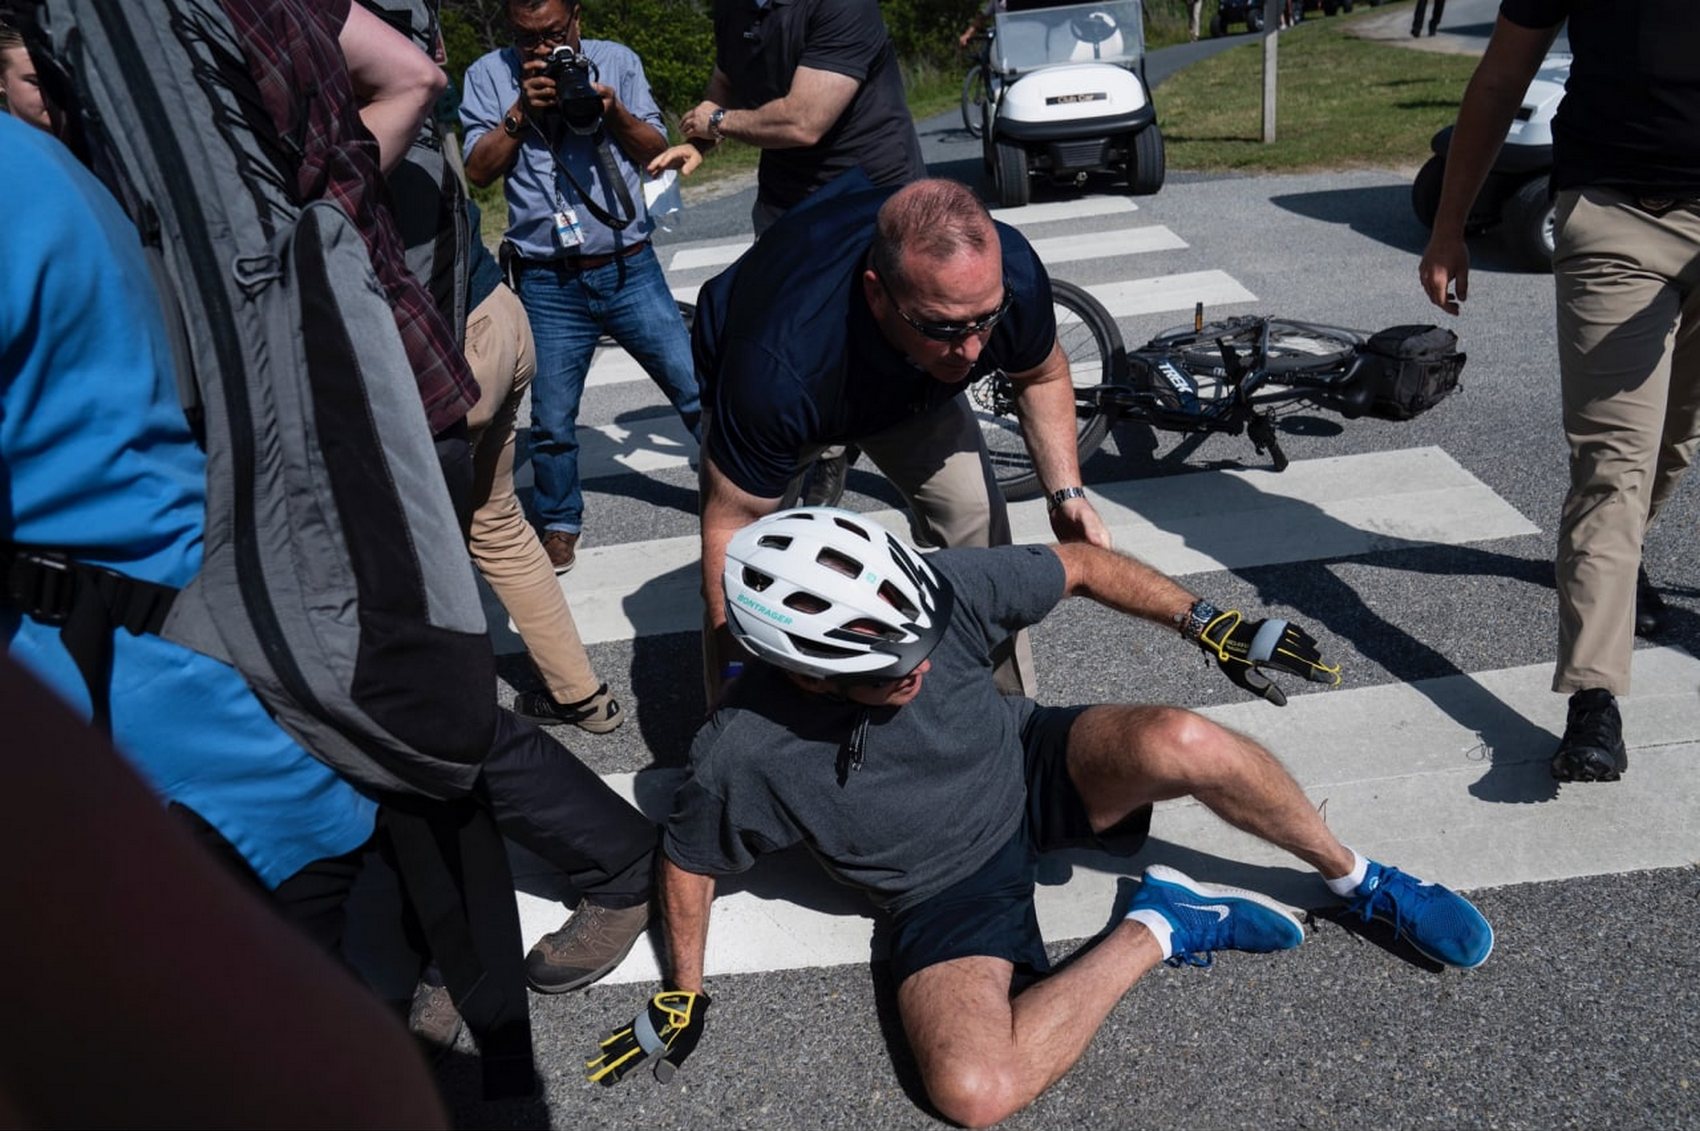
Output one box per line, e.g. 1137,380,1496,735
842,617,904,642
833,516,872,541
876,581,919,620
784,591,830,614
791,635,859,660
741,566,776,592
816,547,863,579
756,534,793,550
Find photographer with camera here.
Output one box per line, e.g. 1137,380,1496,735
462,0,701,574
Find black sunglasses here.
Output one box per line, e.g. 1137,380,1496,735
877,275,1014,344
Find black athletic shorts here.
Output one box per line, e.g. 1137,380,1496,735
884,704,1154,986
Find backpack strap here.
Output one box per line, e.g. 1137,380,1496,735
2,545,180,735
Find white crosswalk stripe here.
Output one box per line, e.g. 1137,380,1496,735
492,447,1537,649
596,223,1192,388
475,192,1698,997
523,646,1700,984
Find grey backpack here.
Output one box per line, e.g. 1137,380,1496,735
26,0,494,799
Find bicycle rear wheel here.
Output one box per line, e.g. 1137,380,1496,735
967,279,1126,502
961,65,988,138
1149,317,1360,379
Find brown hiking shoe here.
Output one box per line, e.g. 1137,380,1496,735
512,683,624,734
526,900,650,993
542,530,579,574
408,977,463,1061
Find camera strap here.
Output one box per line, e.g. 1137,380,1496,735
546,129,638,232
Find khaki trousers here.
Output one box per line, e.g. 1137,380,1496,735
1552,187,1700,694
702,395,1037,703
464,284,602,705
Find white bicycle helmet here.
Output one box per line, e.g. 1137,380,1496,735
723,507,954,682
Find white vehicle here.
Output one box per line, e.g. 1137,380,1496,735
1411,52,1569,270
968,1,1165,207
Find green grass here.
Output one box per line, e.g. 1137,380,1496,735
1158,16,1479,172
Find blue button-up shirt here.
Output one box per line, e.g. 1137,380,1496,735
461,40,665,258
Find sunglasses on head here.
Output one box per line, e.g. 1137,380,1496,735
877,274,1014,344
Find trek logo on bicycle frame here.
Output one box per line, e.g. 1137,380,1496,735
1157,360,1199,407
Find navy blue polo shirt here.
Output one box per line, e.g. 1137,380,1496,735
693,172,1055,499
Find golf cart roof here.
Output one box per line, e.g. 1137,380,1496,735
993,1,1146,74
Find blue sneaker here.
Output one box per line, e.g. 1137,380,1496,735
1132,865,1306,968
1343,861,1494,969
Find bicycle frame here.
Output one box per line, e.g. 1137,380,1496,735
1078,317,1370,472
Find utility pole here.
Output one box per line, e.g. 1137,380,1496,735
1262,0,1280,142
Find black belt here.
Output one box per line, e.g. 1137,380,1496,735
526,240,649,273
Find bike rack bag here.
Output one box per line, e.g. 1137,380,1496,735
1358,324,1466,420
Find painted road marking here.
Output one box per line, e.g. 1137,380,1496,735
508,645,1700,983
495,447,1539,648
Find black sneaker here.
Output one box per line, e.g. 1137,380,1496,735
1551,688,1627,782
512,683,624,734
1635,564,1667,638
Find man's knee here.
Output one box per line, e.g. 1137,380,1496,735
924,1059,1024,1130
1139,706,1242,783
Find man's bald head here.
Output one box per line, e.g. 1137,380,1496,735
870,179,998,299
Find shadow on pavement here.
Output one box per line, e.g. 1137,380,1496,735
1270,182,1430,255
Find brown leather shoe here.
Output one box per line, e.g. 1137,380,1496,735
526,900,650,993
542,530,578,574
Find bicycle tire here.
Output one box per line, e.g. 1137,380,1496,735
961,66,987,139
1148,317,1361,379
967,279,1126,502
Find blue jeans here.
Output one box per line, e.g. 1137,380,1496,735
515,244,701,533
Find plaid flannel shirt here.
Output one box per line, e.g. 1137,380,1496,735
220,0,478,434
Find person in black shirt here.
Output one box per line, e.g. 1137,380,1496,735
648,0,925,234
692,175,1112,705
1418,0,1700,783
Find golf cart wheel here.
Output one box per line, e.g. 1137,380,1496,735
1411,155,1444,229
1505,174,1557,271
961,66,987,139
1246,5,1264,31
994,139,1030,208
1209,12,1225,35
1128,125,1166,196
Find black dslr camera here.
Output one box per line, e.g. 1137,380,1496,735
544,44,602,135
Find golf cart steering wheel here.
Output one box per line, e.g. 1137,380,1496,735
1070,10,1119,43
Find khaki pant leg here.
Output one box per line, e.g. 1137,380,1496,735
859,396,1037,696
466,285,602,705
1552,189,1700,694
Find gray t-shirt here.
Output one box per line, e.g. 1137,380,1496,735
664,544,1067,913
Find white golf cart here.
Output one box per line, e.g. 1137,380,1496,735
1411,52,1569,270
977,0,1165,208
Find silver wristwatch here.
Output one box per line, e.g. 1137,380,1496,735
1046,485,1087,513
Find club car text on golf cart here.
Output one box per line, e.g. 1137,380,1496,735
980,0,1166,208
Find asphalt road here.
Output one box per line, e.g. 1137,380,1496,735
425,13,1700,1128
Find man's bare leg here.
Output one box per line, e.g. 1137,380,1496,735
1065,704,1355,881
897,923,1163,1129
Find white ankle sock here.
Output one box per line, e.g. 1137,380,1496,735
1324,849,1369,898
1126,909,1174,959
